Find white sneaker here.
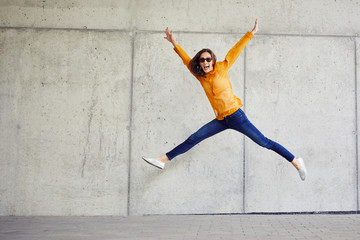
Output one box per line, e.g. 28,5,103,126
297,157,307,181
142,157,165,169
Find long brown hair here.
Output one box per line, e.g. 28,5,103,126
189,49,217,78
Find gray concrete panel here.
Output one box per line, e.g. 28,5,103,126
0,29,132,215
0,0,133,30
135,0,360,35
130,32,249,215
245,36,357,212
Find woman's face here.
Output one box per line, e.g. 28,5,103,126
199,52,213,73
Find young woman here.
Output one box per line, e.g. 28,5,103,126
143,19,307,181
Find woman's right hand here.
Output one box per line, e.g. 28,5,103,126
164,27,178,47
250,19,258,35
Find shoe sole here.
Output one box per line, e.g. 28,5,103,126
142,157,163,169
298,158,307,181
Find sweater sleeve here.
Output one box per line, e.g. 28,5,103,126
224,32,253,69
173,44,192,71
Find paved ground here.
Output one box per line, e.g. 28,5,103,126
0,214,359,240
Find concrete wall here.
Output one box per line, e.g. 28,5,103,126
0,0,359,216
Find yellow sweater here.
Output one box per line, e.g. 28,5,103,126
174,32,253,120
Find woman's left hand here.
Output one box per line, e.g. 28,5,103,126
251,19,258,34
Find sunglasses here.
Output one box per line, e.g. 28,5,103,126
199,57,212,63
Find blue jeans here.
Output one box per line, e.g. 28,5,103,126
166,108,294,162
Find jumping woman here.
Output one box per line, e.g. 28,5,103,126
142,19,307,181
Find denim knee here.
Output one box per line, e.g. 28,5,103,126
186,133,202,145
258,138,273,149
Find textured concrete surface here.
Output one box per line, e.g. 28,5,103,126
1,0,360,35
1,215,360,240
0,0,134,30
245,36,357,212
0,0,360,216
135,0,360,35
130,33,246,215
0,29,132,215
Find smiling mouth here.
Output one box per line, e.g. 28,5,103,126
204,65,210,71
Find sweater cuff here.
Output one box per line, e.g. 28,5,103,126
246,32,254,39
173,44,181,51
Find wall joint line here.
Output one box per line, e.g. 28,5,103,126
242,48,247,213
355,38,359,212
127,30,136,216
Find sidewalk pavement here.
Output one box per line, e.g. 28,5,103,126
0,214,359,240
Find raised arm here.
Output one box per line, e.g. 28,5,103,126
164,27,191,68
224,19,258,69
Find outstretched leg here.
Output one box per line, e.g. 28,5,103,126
228,109,294,161
142,119,227,169
227,109,307,180
166,118,228,160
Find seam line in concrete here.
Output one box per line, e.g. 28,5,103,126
243,48,247,213
153,31,359,38
156,210,360,216
355,38,359,212
0,26,359,38
127,31,136,217
0,26,132,33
